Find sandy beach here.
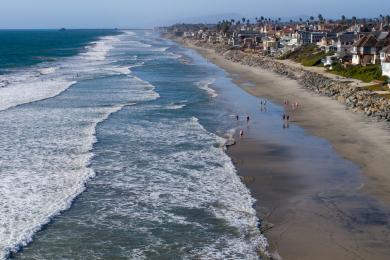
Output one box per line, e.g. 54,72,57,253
180,40,390,259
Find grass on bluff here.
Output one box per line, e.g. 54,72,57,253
280,44,329,66
329,63,387,83
364,84,387,91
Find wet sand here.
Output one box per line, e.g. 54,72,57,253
182,41,390,259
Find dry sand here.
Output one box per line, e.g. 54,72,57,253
181,41,390,260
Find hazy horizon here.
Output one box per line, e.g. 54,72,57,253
0,0,389,29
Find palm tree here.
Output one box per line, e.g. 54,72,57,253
352,16,357,25
341,15,346,24
299,18,303,23
310,16,314,22
318,14,324,23
242,17,246,24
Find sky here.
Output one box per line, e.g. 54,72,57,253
0,0,389,29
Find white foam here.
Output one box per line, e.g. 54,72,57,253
0,33,123,112
0,79,76,111
165,103,186,110
0,31,164,258
0,105,123,259
110,66,131,75
197,79,218,98
37,67,58,75
102,116,268,258
127,40,152,48
153,47,169,52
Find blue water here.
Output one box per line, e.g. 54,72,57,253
1,30,378,259
0,29,119,73
0,31,266,259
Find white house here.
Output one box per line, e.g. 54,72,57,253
380,45,390,82
335,32,355,56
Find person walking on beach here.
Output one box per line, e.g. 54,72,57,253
246,116,250,123
236,115,239,121
240,130,244,137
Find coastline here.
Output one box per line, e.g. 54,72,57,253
175,38,390,259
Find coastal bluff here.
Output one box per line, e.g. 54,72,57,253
178,37,390,122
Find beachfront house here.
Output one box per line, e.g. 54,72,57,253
229,31,265,48
297,30,327,45
318,36,337,53
380,45,390,81
263,36,279,54
336,32,355,56
352,34,379,65
352,32,390,65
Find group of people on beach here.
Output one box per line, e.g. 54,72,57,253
282,98,300,128
233,98,300,140
236,115,250,138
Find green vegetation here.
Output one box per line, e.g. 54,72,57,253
380,93,390,99
280,44,329,67
364,84,387,91
329,63,387,83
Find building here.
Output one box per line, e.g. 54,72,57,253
263,36,279,54
335,32,355,56
297,30,327,45
380,45,390,81
352,33,390,65
352,34,379,65
229,31,265,48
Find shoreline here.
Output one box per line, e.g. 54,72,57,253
176,39,390,259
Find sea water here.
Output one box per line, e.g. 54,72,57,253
0,30,267,259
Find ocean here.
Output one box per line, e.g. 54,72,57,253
0,30,267,259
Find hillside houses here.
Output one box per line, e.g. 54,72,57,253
165,15,390,81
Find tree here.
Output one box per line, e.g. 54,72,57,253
318,14,324,23
352,16,357,25
242,17,246,23
341,15,346,24
310,16,314,22
299,18,303,22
